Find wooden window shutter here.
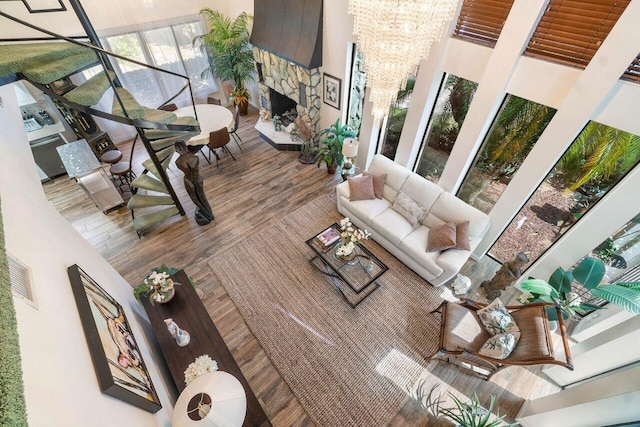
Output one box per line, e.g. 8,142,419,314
525,0,631,69
453,0,515,47
622,54,640,82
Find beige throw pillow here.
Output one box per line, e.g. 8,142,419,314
426,222,457,252
363,171,387,199
392,192,427,228
455,221,471,251
347,174,376,201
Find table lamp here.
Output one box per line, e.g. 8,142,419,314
173,372,246,427
342,137,359,173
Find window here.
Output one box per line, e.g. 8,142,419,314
524,0,631,69
622,53,640,83
346,47,366,137
489,121,640,269
102,20,215,109
589,213,640,282
379,75,416,160
457,95,557,213
453,0,515,47
415,74,478,183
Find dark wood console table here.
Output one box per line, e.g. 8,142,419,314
140,270,270,426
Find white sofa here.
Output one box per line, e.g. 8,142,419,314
336,155,490,287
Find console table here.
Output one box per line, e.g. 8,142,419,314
140,270,270,426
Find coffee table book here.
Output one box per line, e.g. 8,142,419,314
315,226,341,248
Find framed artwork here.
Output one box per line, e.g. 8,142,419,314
67,265,162,413
323,73,341,110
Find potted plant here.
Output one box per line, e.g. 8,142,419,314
316,119,356,174
518,257,640,321
196,9,254,115
134,265,183,304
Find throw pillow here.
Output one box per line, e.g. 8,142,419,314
347,174,375,201
363,171,387,199
455,221,471,251
476,298,521,336
392,192,427,228
478,331,520,360
426,222,457,252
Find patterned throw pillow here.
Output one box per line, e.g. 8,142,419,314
392,192,427,228
476,298,520,336
478,332,520,360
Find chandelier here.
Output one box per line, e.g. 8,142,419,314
348,0,459,123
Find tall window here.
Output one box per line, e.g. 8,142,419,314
415,74,478,183
379,75,416,160
457,95,557,213
589,212,640,283
102,20,215,108
489,121,640,268
346,47,366,137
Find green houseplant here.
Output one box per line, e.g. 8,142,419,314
316,119,356,174
196,9,254,115
134,265,185,304
519,257,640,320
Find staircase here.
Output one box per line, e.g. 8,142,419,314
0,3,202,236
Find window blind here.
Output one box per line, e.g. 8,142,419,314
525,0,631,69
453,0,515,47
622,54,640,82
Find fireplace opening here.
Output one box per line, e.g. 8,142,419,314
270,89,298,126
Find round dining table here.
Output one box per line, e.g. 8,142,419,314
174,104,234,146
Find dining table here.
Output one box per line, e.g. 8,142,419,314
174,104,234,147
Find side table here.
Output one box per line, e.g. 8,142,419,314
140,270,270,427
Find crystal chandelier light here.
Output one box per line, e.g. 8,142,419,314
348,0,459,123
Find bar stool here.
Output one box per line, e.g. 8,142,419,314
110,162,136,194
100,149,122,164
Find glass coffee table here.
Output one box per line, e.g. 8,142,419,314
306,223,388,307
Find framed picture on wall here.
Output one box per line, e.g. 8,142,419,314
323,73,341,110
67,264,162,413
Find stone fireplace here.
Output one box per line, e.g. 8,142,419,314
253,47,321,150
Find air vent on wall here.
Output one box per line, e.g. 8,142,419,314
8,254,37,308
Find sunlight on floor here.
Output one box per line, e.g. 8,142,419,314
276,304,335,347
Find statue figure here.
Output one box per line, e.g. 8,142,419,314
480,252,529,300
174,141,214,226
164,318,190,347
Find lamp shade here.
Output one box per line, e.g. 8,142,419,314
342,138,359,158
173,372,246,427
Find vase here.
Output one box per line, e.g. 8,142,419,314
334,245,356,264
153,285,177,304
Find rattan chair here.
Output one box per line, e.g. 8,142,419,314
431,299,573,380
207,127,236,168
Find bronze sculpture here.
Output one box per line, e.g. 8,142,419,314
174,141,214,225
480,252,529,300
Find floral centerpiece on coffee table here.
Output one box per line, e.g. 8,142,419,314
335,217,370,261
133,265,181,304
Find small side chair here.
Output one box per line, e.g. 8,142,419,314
208,128,236,168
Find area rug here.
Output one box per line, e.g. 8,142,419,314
208,195,444,426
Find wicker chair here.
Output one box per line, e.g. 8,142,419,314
431,299,573,380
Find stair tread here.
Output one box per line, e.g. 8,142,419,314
143,107,177,124
127,194,175,209
22,50,99,85
65,70,116,106
144,116,199,139
112,87,145,119
0,42,92,78
130,174,168,194
142,154,173,178
132,206,180,232
150,134,198,152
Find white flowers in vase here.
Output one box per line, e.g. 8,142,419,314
184,354,219,386
336,217,370,257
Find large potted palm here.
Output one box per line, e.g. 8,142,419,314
196,9,254,115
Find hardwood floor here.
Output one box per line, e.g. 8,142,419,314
43,106,560,426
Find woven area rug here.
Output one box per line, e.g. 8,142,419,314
208,195,444,426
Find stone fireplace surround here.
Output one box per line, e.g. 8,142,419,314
253,47,321,150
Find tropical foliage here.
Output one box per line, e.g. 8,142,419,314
316,119,356,170
195,9,254,102
519,257,640,320
380,75,416,159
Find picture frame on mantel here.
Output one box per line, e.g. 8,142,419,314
67,264,162,413
323,73,341,110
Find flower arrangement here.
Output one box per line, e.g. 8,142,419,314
335,217,370,258
133,265,181,304
184,354,219,386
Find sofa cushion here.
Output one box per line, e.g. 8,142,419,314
368,155,411,202
425,192,490,239
371,208,416,246
398,226,445,277
392,192,427,228
347,174,375,201
426,222,457,252
343,198,391,226
363,171,387,199
455,221,471,251
400,174,443,215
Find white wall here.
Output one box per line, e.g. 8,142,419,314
0,85,173,426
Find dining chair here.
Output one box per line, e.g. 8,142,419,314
229,105,243,151
207,95,221,105
159,103,178,112
208,127,236,168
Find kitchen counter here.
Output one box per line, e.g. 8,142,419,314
26,121,65,142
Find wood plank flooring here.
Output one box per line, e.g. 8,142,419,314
43,106,561,426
